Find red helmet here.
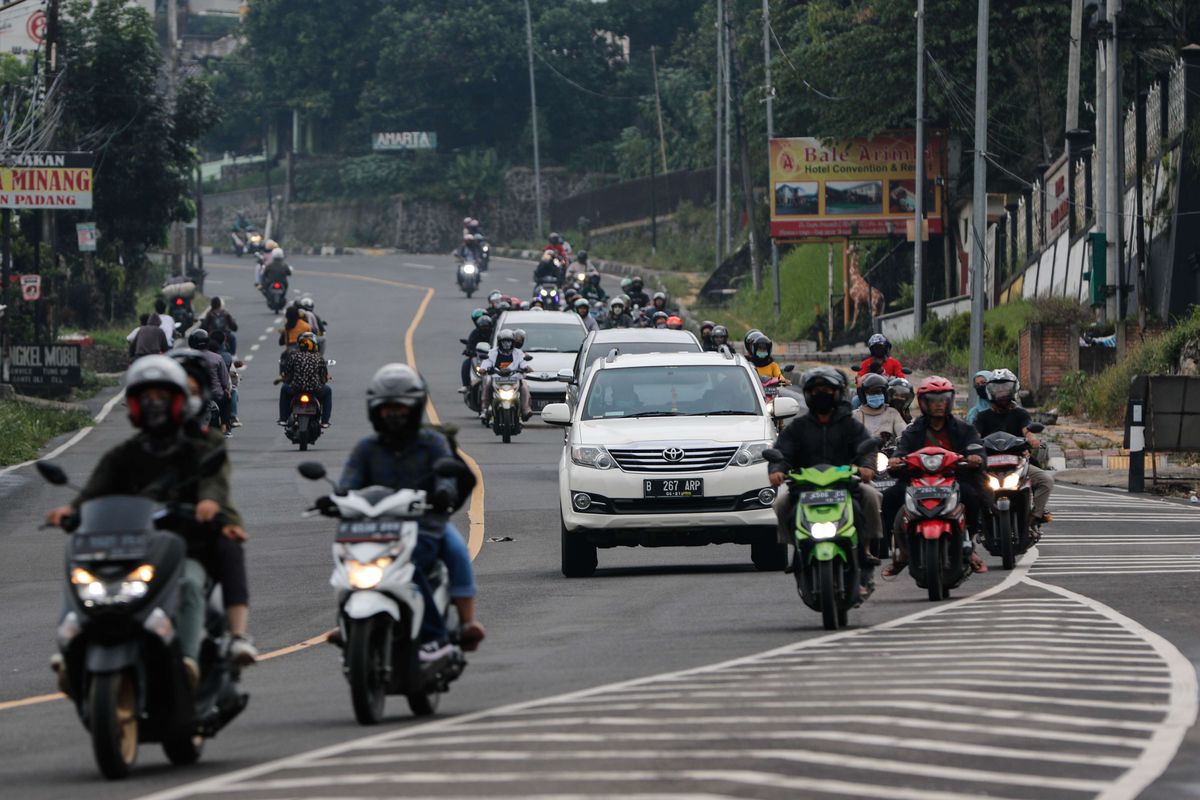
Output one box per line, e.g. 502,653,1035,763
917,376,955,416
666,315,683,329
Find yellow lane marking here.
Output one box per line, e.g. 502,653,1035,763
0,692,64,712
257,630,337,662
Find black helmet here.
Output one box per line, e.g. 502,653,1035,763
577,250,588,262
187,328,209,351
549,232,563,244
497,328,516,351
800,366,847,402
711,324,729,347
476,314,494,330
743,328,763,355
886,376,914,412
868,333,891,358
750,334,773,361
858,372,890,404
630,276,644,290
366,363,428,440
700,320,716,335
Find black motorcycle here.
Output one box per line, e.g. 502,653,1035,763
37,458,247,779
980,424,1044,570
456,259,481,298
485,357,531,443
263,278,288,313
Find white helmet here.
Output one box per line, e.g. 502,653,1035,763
298,296,315,311
271,247,285,261
986,368,1020,401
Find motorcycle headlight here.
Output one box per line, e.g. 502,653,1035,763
72,564,155,605
462,263,477,274
732,440,773,467
482,244,489,253
919,453,945,472
497,387,518,401
346,557,392,590
876,452,889,473
810,521,838,540
571,445,614,470
987,474,1001,492
1002,472,1021,491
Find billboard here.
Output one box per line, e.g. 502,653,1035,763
6,343,82,387
769,133,944,239
0,152,93,210
372,131,437,151
0,0,45,55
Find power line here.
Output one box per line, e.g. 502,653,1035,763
532,50,644,101
765,18,842,101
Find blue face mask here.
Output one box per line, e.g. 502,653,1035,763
866,393,886,409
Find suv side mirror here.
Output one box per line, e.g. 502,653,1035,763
541,403,572,426
557,368,575,384
772,397,800,419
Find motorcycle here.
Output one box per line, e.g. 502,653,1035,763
163,277,196,334
893,443,983,601
760,365,796,429
263,279,289,313
980,424,1045,570
36,457,248,779
229,226,259,257
459,341,489,414
534,282,562,311
456,260,480,298
478,238,490,272
245,232,265,257
296,460,470,724
486,356,531,443
765,439,877,631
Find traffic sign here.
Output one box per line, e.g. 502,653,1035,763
19,273,40,301
76,222,97,252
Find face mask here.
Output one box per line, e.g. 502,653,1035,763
807,391,836,414
976,384,988,399
870,347,887,359
139,397,173,432
866,394,886,409
755,349,768,359
993,393,1015,409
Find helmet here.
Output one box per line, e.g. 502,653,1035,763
868,333,891,357
751,334,773,359
187,328,210,351
124,355,190,432
519,301,531,310
529,298,544,309
710,324,729,347
497,300,512,311
167,348,211,424
743,328,763,355
620,277,632,291
986,368,1020,404
366,363,428,437
271,247,285,262
588,269,600,285
474,342,490,358
574,297,590,311
549,232,563,244
513,328,527,348
887,377,914,408
463,217,472,226
700,320,715,335
609,297,625,312
800,367,846,400
475,314,494,330
471,308,486,321
916,376,956,417
488,290,504,305
297,332,318,352
264,239,278,251
652,311,669,327
497,328,516,351
858,372,890,404
299,296,315,311
577,250,588,261
652,291,667,307
630,276,644,290
666,315,683,330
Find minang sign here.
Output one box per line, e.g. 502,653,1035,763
0,152,94,209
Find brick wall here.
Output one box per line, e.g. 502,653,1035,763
1019,327,1032,388
1040,324,1075,388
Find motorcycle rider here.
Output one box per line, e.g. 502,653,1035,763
699,321,716,350
748,334,790,384
650,291,669,315
278,332,332,428
573,297,599,332
188,329,232,435
965,369,994,425
534,250,564,286
857,333,905,379
460,217,483,261
259,247,291,289
338,364,486,659
168,349,257,664
973,368,1054,525
886,376,915,423
199,296,239,356
480,328,533,422
45,357,251,683
579,266,607,302
768,368,883,596
486,290,506,318
882,376,987,576
279,305,313,349
546,231,571,262
605,297,634,329
627,276,651,310
650,311,669,329
460,314,495,390
853,373,907,442
709,324,730,352
295,296,326,336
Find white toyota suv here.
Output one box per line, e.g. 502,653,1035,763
542,351,799,577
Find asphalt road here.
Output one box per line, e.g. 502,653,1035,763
0,252,1197,799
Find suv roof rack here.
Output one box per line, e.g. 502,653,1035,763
605,347,620,364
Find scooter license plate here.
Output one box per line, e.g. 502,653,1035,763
912,486,953,500
987,454,1021,467
293,405,317,415
72,530,148,562
336,520,416,542
644,478,703,498
799,490,845,505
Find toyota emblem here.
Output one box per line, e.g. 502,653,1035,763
662,447,685,462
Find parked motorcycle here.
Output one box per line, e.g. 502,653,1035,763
263,279,289,312
980,423,1045,570
456,260,480,298
765,438,877,631
296,461,469,724
36,457,248,779
485,356,531,443
534,282,562,311
893,444,983,601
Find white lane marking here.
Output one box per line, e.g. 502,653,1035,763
1035,569,1200,576
249,344,260,352
265,325,276,333
0,389,126,477
505,277,519,283
402,262,435,270
243,355,254,363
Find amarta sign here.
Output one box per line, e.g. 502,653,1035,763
769,134,944,239
0,152,93,210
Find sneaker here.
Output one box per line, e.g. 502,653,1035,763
49,653,69,694
277,420,287,427
229,635,258,666
418,641,455,665
231,418,242,428
458,621,486,652
321,422,331,429
182,656,200,689
457,387,468,394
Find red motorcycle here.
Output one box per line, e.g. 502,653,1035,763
894,444,981,601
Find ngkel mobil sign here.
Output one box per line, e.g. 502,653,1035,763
0,152,94,210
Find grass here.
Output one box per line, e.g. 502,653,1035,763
0,399,93,466
892,300,1036,380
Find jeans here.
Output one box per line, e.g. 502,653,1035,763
280,383,332,424
176,558,208,661
412,523,476,644
461,357,472,388
230,388,239,419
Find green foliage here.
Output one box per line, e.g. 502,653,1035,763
446,149,506,208
893,302,1027,377
1028,296,1093,326
1054,370,1091,416
0,400,93,466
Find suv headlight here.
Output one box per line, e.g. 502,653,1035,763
732,440,773,467
571,445,614,470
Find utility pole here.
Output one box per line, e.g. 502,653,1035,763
722,0,732,255
729,21,760,291
524,0,544,239
764,0,781,318
1105,0,1122,321
1095,35,1108,318
651,46,668,174
714,0,724,268
913,0,927,333
1066,0,1084,134
968,0,989,377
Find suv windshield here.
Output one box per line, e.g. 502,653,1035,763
582,365,762,420
513,323,586,353
581,339,700,373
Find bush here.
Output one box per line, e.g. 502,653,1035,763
0,400,93,466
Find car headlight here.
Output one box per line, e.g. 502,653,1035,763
571,445,614,470
733,440,773,467
810,521,838,540
347,557,392,589
462,263,477,274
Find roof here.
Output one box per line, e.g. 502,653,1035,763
594,351,747,370
498,310,586,327
588,329,698,344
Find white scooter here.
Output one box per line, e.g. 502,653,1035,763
297,461,466,724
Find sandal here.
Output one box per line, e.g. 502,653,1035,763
882,560,908,578
970,553,989,573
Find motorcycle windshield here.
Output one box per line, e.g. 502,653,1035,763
76,496,158,533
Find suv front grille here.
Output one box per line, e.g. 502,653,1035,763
607,446,737,473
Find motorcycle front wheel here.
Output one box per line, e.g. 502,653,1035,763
999,510,1015,570
924,537,944,602
818,559,839,631
162,731,204,766
89,670,139,779
346,616,391,725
